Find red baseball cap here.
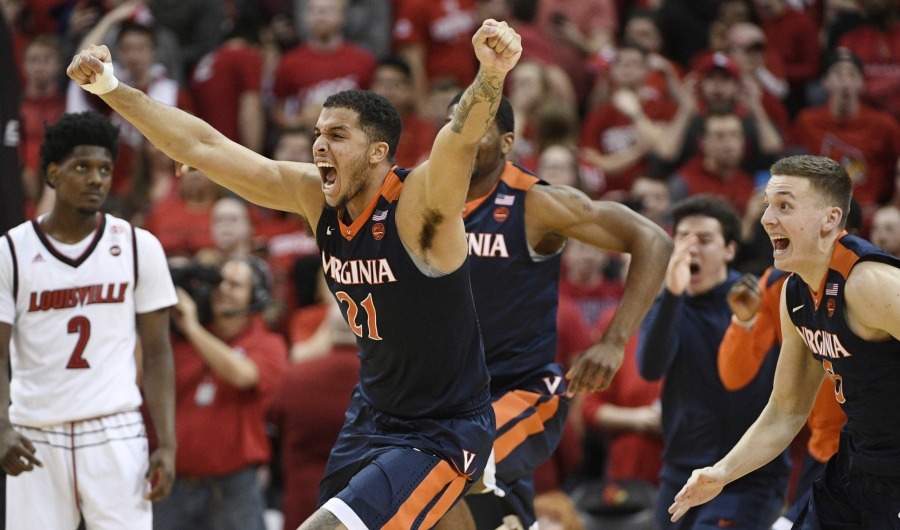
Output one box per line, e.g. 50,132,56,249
694,52,741,79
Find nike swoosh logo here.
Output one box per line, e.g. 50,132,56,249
326,226,333,235
793,305,804,313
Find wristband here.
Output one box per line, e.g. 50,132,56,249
81,61,119,95
731,314,756,330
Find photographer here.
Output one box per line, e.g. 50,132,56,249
155,256,288,530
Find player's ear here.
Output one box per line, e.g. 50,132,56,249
823,206,843,233
45,163,59,189
500,132,515,156
369,141,389,164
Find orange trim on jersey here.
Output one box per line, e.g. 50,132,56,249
338,167,403,241
499,163,540,191
494,394,560,463
808,232,857,308
461,163,538,219
382,460,467,530
831,233,859,278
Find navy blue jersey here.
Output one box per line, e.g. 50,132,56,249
785,233,900,474
316,167,490,419
463,163,561,394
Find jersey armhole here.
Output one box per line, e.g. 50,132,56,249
131,224,139,287
3,234,17,304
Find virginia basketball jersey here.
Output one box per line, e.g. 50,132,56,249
785,233,900,472
2,214,173,427
316,167,490,418
463,162,561,393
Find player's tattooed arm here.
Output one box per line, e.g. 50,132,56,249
450,70,503,134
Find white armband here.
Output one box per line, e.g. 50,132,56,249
81,62,119,95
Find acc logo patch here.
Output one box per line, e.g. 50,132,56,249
827,298,835,318
372,223,385,240
110,245,122,256
493,207,510,223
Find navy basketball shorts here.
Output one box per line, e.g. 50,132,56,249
318,388,495,529
475,368,569,527
794,443,900,529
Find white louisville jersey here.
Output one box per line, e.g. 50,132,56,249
0,214,177,427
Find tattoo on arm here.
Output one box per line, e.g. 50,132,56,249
450,70,503,133
297,509,344,530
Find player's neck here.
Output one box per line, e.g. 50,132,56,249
466,164,504,202
42,209,101,244
798,234,842,292
344,165,390,222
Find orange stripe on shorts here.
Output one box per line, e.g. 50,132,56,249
383,459,467,530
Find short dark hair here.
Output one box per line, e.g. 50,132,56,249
40,111,120,178
116,20,157,47
770,155,853,228
323,90,402,162
448,92,515,135
376,56,412,80
672,194,742,246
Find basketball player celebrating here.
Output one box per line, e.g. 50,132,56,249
669,155,900,528
442,94,672,529
0,111,178,529
67,19,522,530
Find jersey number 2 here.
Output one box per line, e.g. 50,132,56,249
822,359,845,404
66,316,91,369
335,291,382,340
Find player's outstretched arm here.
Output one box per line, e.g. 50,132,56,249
398,20,521,271
137,309,176,501
0,323,43,475
668,284,823,522
526,185,673,392
66,46,324,226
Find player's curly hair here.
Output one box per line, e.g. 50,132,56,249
40,111,120,179
323,90,402,162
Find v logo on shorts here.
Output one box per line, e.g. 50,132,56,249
543,376,562,394
462,450,477,474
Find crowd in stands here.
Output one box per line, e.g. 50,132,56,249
6,0,900,528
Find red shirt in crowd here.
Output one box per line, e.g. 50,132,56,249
392,0,478,87
759,7,821,87
791,104,900,209
670,155,756,215
172,317,288,477
273,42,376,108
839,22,900,120
191,41,263,144
142,189,217,257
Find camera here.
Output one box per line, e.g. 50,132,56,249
169,261,222,325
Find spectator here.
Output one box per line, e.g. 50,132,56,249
791,47,900,227
581,303,664,487
156,256,288,529
668,111,755,215
67,19,193,199
537,144,585,189
637,195,789,529
837,0,900,120
370,56,436,168
654,52,785,176
581,43,674,197
149,0,225,80
618,9,683,105
18,33,65,217
535,0,618,103
293,0,392,60
392,0,479,109
559,239,625,330
628,175,672,232
726,22,788,103
271,0,376,130
751,0,820,115
142,165,225,257
871,204,900,257
197,196,255,265
191,8,266,153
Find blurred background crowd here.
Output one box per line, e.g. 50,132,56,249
3,0,900,528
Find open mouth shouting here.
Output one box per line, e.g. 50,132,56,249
317,161,337,195
771,235,790,257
